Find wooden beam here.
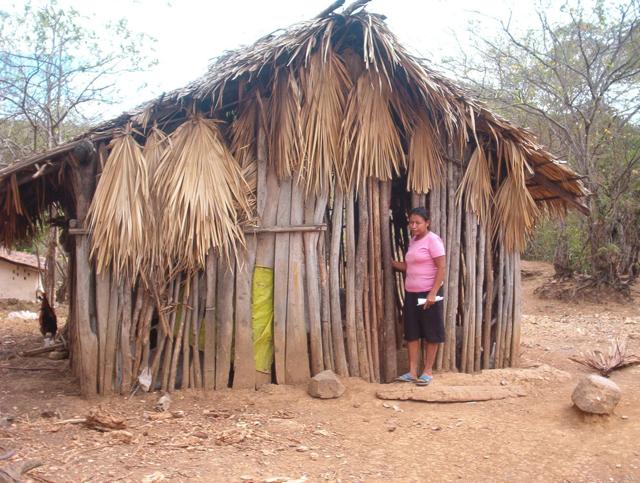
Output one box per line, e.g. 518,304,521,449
243,224,326,234
530,173,589,215
315,0,345,18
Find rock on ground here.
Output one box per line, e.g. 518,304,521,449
571,374,622,415
308,370,345,399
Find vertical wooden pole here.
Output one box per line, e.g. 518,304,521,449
482,238,494,369
285,176,311,383
181,278,193,389
474,224,486,372
495,243,505,368
234,236,258,389
203,252,217,390
367,179,381,381
304,189,328,376
119,283,133,394
191,272,202,389
103,277,119,394
70,148,99,397
354,182,371,380
215,262,235,389
446,170,462,371
161,275,181,392
344,190,359,376
379,180,397,382
273,178,292,383
318,234,334,371
504,252,515,366
95,269,110,394
329,186,349,376
511,252,522,366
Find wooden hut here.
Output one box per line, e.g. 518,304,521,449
0,2,588,397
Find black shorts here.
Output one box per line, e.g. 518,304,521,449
403,288,445,343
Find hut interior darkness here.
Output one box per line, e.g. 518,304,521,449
0,2,588,397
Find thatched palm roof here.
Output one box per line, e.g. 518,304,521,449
0,3,588,253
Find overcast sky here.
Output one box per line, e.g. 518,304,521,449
1,0,548,119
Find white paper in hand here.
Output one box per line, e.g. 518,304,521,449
417,296,443,306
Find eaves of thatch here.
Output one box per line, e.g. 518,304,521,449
0,3,588,249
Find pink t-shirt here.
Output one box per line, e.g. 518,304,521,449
404,231,445,292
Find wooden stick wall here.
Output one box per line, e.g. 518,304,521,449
67,143,524,397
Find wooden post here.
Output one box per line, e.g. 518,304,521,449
329,186,349,376
354,182,371,380
482,238,494,369
511,252,522,366
495,243,505,368
379,180,397,382
70,145,99,397
344,190,359,376
233,237,257,389
215,262,235,389
367,179,381,381
95,269,110,394
318,233,334,371
304,189,328,375
503,252,515,366
181,278,193,389
203,252,217,390
273,178,292,383
161,275,181,392
446,168,462,371
474,224,486,372
191,272,202,389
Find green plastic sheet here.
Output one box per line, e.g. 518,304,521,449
252,266,274,373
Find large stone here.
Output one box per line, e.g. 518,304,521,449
308,370,345,399
571,374,621,415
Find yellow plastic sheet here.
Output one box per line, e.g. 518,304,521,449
252,266,274,373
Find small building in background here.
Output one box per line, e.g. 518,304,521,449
0,248,44,301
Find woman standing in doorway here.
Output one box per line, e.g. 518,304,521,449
392,207,446,385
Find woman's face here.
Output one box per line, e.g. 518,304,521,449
408,214,430,238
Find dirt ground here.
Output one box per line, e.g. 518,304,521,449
1,260,639,482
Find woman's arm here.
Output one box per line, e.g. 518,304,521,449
391,260,407,272
425,255,446,308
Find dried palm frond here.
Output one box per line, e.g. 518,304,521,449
407,112,445,194
153,114,249,273
268,68,303,179
570,338,640,377
342,70,405,191
299,48,352,195
493,175,539,252
87,129,151,281
141,126,170,281
230,91,259,169
456,144,492,222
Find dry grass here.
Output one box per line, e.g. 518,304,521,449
570,338,640,377
153,114,249,273
268,69,303,180
87,130,151,281
342,70,405,191
457,145,492,222
406,113,445,194
300,48,351,195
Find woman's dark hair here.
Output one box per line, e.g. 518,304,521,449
409,206,430,221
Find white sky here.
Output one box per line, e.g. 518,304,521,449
1,0,545,119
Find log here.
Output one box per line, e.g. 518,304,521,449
273,177,292,383
18,342,64,357
329,186,348,376
461,211,476,373
215,262,235,389
168,277,189,391
203,252,217,390
191,272,202,389
504,252,515,367
70,155,98,397
95,269,110,394
495,243,505,368
474,224,486,372
379,180,397,382
354,182,371,380
446,170,462,371
103,275,120,394
367,179,380,381
304,188,329,375
511,252,522,366
318,233,334,371
482,238,494,369
181,282,193,389
371,180,384,379
376,384,527,403
119,282,133,394
243,224,326,234
160,276,181,392
344,190,359,376
233,237,257,389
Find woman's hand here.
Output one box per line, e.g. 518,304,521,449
424,291,437,310
391,260,406,272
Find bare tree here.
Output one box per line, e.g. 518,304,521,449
448,0,640,288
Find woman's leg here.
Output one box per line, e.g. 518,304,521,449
408,339,420,378
422,342,438,376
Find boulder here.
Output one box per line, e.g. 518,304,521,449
571,374,621,415
308,370,345,399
